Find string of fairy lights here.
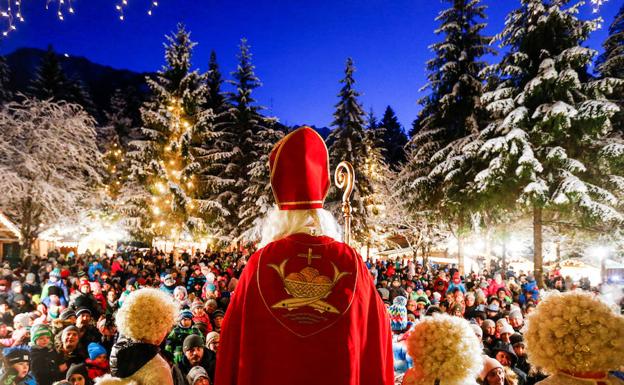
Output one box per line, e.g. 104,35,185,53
0,0,615,38
1,0,161,37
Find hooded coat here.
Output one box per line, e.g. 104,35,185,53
94,336,173,385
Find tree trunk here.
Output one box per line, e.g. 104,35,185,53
533,205,545,288
458,232,465,275
502,237,507,274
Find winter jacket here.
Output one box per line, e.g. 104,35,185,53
177,346,216,381
94,336,173,385
30,345,65,385
164,326,201,364
392,334,412,374
0,370,37,385
86,358,110,380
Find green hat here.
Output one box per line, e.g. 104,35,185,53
30,324,52,345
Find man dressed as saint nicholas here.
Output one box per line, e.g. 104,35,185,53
215,126,394,385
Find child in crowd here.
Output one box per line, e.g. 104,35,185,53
165,309,201,364
0,348,37,385
85,343,109,380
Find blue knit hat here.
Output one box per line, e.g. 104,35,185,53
179,309,193,321
87,342,107,360
388,296,408,331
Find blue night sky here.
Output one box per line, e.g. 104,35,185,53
0,0,621,129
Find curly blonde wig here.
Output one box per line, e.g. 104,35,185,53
404,314,483,385
525,290,624,374
115,288,178,344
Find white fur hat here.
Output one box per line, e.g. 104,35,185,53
115,288,178,344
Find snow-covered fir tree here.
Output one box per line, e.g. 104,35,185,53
130,24,216,241
398,0,493,272
378,105,407,169
327,58,382,243
106,88,135,142
0,98,102,256
468,0,623,286
597,3,624,79
0,56,12,104
203,39,280,241
204,50,230,124
597,3,624,134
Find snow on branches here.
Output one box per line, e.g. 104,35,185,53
0,97,103,250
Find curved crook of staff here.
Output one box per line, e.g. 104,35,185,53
334,161,355,246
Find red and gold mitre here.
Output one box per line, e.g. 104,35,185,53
269,126,330,210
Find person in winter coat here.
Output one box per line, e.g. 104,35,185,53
173,287,190,310
518,277,539,306
30,324,66,385
491,342,527,385
165,310,202,364
70,280,104,319
66,363,92,385
85,343,109,380
160,275,176,296
176,335,216,382
41,269,69,307
446,272,466,295
487,274,508,298
0,348,37,385
186,366,211,385
478,356,518,385
94,288,178,385
87,262,104,282
388,296,412,383
55,326,87,372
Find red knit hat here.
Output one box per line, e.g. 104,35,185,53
269,126,330,210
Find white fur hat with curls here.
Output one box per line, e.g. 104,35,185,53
403,314,483,385
525,290,624,375
115,288,178,344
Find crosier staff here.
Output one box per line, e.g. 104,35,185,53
334,161,355,246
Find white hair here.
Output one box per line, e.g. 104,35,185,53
258,205,342,248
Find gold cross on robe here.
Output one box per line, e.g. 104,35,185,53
297,248,321,265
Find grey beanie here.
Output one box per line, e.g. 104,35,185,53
183,334,204,352
187,366,210,385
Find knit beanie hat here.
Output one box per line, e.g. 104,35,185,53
66,363,90,383
187,366,210,385
62,325,79,339
4,348,29,365
205,331,219,347
13,313,32,329
50,268,61,279
60,309,76,321
179,309,194,321
30,324,52,345
25,273,36,284
87,342,107,360
388,295,408,331
479,356,503,381
183,334,204,352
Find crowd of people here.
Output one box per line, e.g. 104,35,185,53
370,258,624,385
0,247,620,385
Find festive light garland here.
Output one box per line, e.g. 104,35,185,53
1,0,161,37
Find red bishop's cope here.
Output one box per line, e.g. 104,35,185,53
214,233,394,385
